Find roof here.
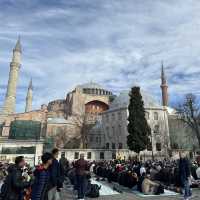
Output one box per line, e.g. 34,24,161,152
110,90,161,110
77,82,105,90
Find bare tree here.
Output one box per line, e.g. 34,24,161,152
177,93,200,148
71,113,94,148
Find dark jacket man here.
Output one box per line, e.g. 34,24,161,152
0,156,31,200
31,153,53,200
179,157,191,185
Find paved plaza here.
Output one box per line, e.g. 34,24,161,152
62,181,200,200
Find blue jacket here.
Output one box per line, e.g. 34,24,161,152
31,165,50,200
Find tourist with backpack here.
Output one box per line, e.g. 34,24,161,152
0,156,33,200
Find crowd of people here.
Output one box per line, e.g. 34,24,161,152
0,148,69,200
93,152,200,200
0,150,199,200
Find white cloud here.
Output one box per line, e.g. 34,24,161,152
0,0,200,112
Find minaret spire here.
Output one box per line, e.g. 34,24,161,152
160,61,168,107
2,37,22,114
25,78,33,112
14,36,22,53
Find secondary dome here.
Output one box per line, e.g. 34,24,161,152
110,90,161,109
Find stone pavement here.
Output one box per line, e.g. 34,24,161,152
62,183,200,200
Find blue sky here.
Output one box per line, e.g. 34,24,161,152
0,0,200,112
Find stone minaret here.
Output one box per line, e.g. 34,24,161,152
25,79,33,112
160,61,168,107
3,37,22,114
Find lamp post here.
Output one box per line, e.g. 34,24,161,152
151,130,154,161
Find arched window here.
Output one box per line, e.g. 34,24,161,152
74,152,79,159
87,152,92,159
154,112,158,120
145,112,150,120
112,127,115,136
118,112,122,120
112,113,115,120
118,125,121,135
100,152,104,159
119,143,123,149
154,125,159,134
156,143,161,151
112,143,116,149
106,143,110,149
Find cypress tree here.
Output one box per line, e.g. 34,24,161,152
127,87,151,153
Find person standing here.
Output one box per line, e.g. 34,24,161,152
59,154,69,181
0,156,32,200
74,154,89,200
48,148,62,200
31,152,53,200
179,152,191,200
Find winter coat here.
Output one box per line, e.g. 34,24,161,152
1,164,31,200
48,158,62,190
74,159,89,176
31,165,50,200
179,158,191,185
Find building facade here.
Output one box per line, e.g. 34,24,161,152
0,39,197,162
99,90,171,157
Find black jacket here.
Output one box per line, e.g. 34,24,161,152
1,164,31,200
179,158,191,184
48,158,62,189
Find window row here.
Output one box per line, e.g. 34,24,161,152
73,151,116,160
105,142,123,149
89,135,101,143
145,112,159,120
147,142,162,151
105,111,159,122
83,88,112,95
105,112,122,121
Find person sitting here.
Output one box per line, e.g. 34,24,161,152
141,174,160,195
196,164,200,179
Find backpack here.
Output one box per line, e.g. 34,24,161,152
86,184,101,198
155,184,164,195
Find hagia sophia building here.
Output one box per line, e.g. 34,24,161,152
0,38,198,165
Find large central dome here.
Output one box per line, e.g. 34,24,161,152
110,90,161,109
78,82,104,90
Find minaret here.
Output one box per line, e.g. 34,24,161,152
160,61,168,107
3,37,22,114
25,78,33,112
